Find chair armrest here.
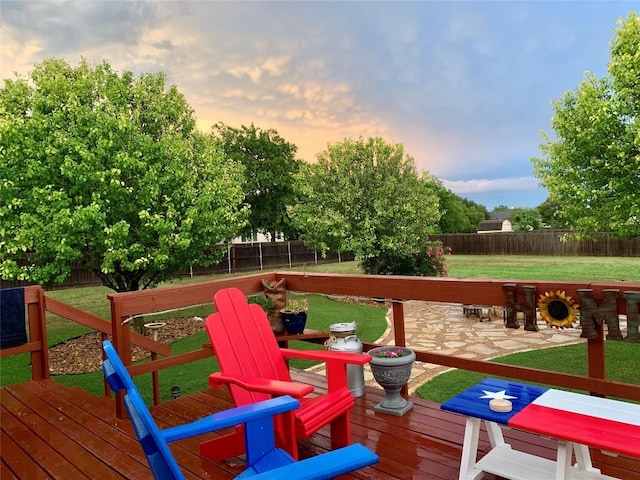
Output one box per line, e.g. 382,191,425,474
161,395,300,443
249,443,378,479
280,348,372,365
209,372,314,397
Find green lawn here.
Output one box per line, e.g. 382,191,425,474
1,291,388,403
415,341,639,403
2,254,638,403
444,255,640,282
303,255,640,282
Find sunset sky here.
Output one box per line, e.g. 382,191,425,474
1,1,636,209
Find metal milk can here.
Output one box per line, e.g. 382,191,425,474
326,322,365,397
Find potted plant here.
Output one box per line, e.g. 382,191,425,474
368,346,415,416
280,296,308,334
247,294,276,314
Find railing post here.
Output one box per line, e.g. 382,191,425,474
392,300,406,347
28,286,49,380
578,289,618,397
109,295,130,418
391,300,410,397
151,352,160,405
587,324,606,398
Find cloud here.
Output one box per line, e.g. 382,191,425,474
1,0,633,209
441,177,541,194
1,0,158,55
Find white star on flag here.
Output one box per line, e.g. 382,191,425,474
479,390,517,400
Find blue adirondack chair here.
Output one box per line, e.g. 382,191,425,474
102,340,377,480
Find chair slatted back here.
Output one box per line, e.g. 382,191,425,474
207,287,292,406
102,341,184,480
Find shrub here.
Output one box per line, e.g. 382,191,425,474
361,240,452,276
247,294,275,313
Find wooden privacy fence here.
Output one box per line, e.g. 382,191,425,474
430,230,639,256
2,232,637,290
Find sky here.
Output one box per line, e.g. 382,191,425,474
1,1,637,210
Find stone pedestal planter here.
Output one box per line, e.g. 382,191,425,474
368,346,415,416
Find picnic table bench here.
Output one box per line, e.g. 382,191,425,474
441,378,640,480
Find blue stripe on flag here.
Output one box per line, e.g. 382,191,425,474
441,378,548,424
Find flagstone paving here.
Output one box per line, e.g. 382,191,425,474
307,300,627,395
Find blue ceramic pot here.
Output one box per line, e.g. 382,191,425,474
281,311,307,334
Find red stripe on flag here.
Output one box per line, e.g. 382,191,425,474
509,404,640,459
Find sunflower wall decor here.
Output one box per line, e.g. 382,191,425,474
538,290,579,329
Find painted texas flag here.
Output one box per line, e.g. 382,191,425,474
441,378,640,459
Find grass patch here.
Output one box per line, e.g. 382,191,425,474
14,293,388,403
3,255,638,402
56,331,214,403
286,294,387,369
416,341,640,403
300,255,640,282
445,255,640,282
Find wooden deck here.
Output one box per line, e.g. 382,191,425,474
2,371,640,480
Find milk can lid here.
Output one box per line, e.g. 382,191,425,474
329,322,357,333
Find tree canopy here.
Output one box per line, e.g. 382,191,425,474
531,13,640,239
536,197,565,228
0,58,247,291
288,137,442,273
510,207,542,231
435,184,488,233
212,123,302,241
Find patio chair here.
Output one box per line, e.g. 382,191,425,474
102,340,378,480
201,287,372,460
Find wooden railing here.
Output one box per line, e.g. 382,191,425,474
0,286,49,379
105,272,640,415
6,273,640,419
1,285,170,383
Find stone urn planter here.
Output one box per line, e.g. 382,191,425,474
368,346,415,416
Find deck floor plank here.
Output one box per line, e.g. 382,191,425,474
0,400,91,479
2,375,640,480
1,428,50,479
20,381,148,478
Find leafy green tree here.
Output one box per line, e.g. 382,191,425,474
0,58,247,291
435,184,489,233
212,123,302,242
537,197,565,228
510,208,542,231
532,13,640,239
288,137,443,274
492,205,511,212
461,198,489,228
435,185,473,233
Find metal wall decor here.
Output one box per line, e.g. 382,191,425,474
537,291,579,329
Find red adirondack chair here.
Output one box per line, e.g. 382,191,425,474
200,287,372,461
